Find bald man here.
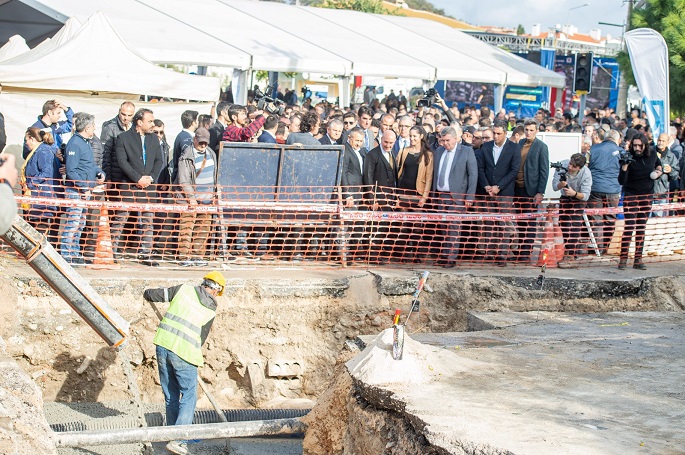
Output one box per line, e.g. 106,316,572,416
364,130,398,207
364,130,399,263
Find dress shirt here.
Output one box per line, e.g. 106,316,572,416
352,148,364,171
437,147,456,192
493,141,504,165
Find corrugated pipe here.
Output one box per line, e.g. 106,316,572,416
54,418,306,447
50,408,311,432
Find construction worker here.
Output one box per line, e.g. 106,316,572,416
143,271,226,455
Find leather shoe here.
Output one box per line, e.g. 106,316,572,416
618,258,627,270
138,255,159,267
633,260,647,270
438,260,456,268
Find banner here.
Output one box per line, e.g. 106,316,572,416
625,28,670,138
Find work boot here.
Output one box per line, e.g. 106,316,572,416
618,258,627,270
166,440,190,455
633,259,647,270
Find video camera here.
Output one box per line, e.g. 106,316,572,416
253,85,285,116
618,150,634,166
550,161,568,182
417,88,437,108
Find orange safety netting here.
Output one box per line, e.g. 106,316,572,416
5,179,685,269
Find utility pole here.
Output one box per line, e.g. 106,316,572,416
616,0,634,118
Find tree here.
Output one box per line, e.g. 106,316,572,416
316,0,388,13
516,24,525,35
618,0,685,114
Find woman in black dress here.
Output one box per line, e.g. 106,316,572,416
396,126,434,261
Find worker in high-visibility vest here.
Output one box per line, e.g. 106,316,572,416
143,271,226,455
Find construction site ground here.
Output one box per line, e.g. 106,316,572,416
2,255,685,454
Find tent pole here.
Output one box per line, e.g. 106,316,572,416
494,84,505,114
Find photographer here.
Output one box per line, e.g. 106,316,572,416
552,153,592,267
617,133,662,270
222,105,266,143
416,91,457,126
0,153,18,235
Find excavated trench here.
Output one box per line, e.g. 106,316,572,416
2,258,685,453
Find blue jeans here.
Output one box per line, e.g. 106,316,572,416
60,188,87,259
156,345,197,426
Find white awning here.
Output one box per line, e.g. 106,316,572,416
0,12,220,101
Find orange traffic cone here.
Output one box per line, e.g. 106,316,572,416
552,215,565,260
536,213,559,268
87,207,119,270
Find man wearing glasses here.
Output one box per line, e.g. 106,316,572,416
392,115,414,158
111,108,163,266
342,107,375,151
342,112,357,132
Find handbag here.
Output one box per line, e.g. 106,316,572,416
20,146,39,211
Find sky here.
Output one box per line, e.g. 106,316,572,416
428,0,628,36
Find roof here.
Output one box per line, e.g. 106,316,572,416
0,12,220,100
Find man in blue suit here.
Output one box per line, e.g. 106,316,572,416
257,115,278,143
478,120,521,266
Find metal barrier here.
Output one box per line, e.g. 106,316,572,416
7,179,685,269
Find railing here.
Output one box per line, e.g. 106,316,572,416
7,179,685,269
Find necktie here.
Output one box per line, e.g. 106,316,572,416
142,140,147,166
439,151,451,189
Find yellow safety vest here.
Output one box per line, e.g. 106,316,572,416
153,285,215,366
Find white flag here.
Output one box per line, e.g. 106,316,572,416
624,28,670,138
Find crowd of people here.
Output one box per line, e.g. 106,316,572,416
7,87,683,270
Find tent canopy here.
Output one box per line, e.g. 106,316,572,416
0,12,220,101
0,35,29,63
1,0,565,87
380,15,565,88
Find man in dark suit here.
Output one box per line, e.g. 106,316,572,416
341,127,367,208
432,125,478,267
257,115,278,143
209,101,231,154
319,119,343,145
364,130,398,207
478,120,521,266
111,108,163,266
364,130,398,263
340,127,367,262
341,106,375,151
515,119,549,262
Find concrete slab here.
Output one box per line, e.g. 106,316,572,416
353,312,685,454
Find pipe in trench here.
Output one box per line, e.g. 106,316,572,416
1,215,129,347
50,407,311,432
54,417,306,447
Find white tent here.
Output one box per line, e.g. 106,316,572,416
143,0,352,75
221,0,434,80
3,0,252,69
0,35,29,63
300,5,508,85
380,15,565,88
0,12,220,101
0,0,565,96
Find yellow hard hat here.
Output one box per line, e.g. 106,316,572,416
203,271,226,296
